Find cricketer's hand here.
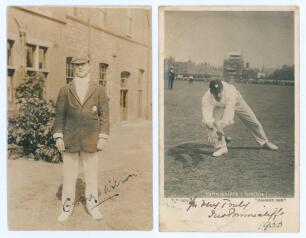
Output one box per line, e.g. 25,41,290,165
97,138,107,151
55,138,65,152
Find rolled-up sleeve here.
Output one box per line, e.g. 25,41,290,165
202,92,214,125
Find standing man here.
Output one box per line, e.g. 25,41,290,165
202,79,278,157
168,65,175,90
53,56,109,222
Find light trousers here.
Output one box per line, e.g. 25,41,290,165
61,151,98,205
212,93,268,148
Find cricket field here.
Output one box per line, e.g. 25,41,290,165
164,80,295,198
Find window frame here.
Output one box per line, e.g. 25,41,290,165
66,57,74,83
7,38,16,105
138,69,145,89
7,39,14,67
38,46,48,70
25,39,50,76
120,71,131,89
26,43,36,68
99,63,109,86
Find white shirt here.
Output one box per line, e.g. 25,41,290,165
73,74,90,104
202,81,238,126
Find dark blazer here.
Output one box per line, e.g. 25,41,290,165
53,79,109,153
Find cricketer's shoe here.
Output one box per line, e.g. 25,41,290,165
212,146,228,157
262,142,279,151
88,207,103,220
87,198,103,220
57,209,73,222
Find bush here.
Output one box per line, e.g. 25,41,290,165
8,72,62,163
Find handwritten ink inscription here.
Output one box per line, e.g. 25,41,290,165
183,196,285,231
104,173,138,194
62,173,138,213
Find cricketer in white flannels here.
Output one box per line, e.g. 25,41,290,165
202,79,278,157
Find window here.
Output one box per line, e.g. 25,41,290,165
121,71,130,89
137,69,145,119
7,40,14,66
7,39,15,105
26,43,49,77
26,44,36,68
66,57,74,83
120,71,130,121
99,63,109,86
138,69,144,89
126,9,133,38
39,47,47,69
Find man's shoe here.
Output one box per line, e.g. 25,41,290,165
57,209,73,222
212,147,228,157
262,142,279,150
88,207,103,220
86,198,103,220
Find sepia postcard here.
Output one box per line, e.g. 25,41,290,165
159,6,299,232
7,6,152,230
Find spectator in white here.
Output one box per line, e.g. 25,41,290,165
202,79,278,157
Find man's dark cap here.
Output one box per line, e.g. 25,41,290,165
209,79,223,94
71,56,90,65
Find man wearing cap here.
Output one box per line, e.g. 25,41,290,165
53,56,109,221
202,79,278,157
168,65,175,90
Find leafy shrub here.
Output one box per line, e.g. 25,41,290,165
35,145,62,163
8,72,62,163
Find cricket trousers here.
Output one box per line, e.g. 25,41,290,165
212,92,268,148
61,151,99,207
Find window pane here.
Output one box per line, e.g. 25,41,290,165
121,71,130,88
26,44,35,68
7,40,13,66
39,47,47,69
138,69,144,88
66,57,74,78
99,63,108,86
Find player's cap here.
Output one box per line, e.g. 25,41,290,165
209,79,223,94
71,56,90,65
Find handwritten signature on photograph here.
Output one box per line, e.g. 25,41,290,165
184,195,285,231
62,173,138,212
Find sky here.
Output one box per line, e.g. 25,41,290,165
164,11,295,68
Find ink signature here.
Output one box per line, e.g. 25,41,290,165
104,173,138,194
185,196,285,231
62,173,138,213
63,193,119,212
